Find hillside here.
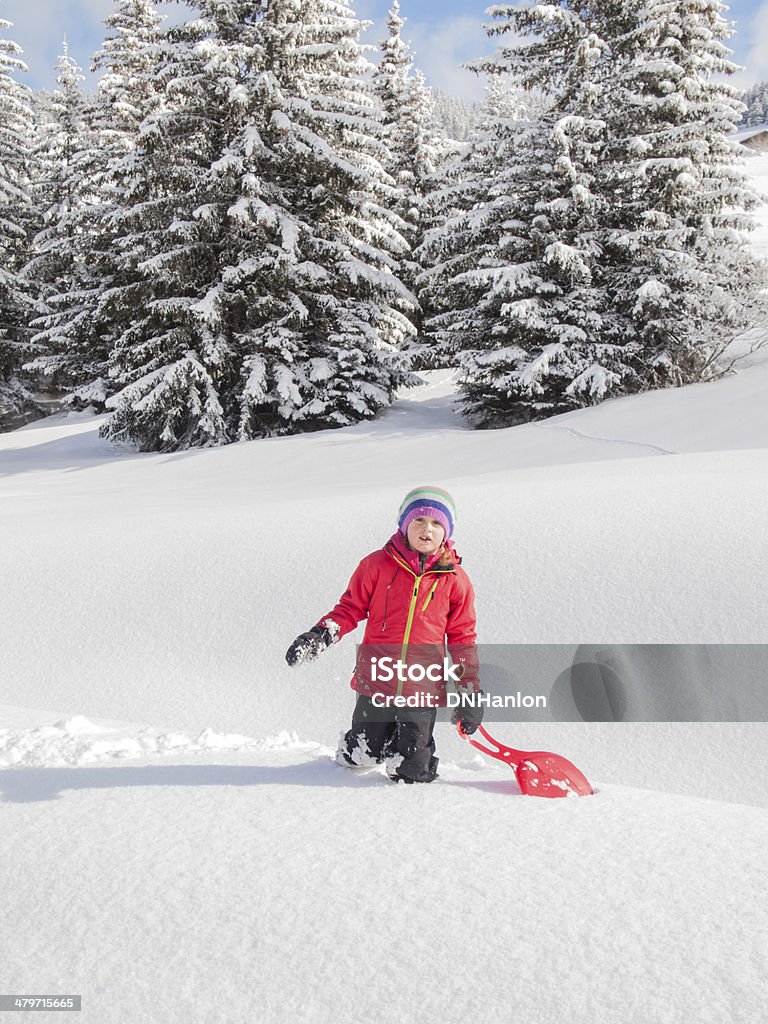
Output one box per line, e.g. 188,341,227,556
1,157,768,1024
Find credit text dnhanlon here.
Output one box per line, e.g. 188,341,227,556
371,692,548,709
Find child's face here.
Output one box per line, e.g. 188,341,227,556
406,517,445,555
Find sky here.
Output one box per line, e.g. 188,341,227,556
2,0,768,102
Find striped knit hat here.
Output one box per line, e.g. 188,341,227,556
398,486,456,540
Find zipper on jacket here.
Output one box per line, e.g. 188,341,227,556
397,575,423,696
384,547,458,698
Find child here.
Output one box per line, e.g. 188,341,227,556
285,486,483,783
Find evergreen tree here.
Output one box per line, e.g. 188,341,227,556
101,0,415,451
23,3,169,413
420,20,629,419
373,2,442,348
600,0,767,388
739,81,768,127
442,0,767,426
99,0,254,450
71,0,168,409
93,0,165,148
374,2,440,211
416,74,531,373
230,0,415,440
21,5,169,413
458,3,640,422
0,6,36,426
22,43,106,402
431,88,473,143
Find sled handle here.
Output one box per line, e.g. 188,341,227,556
456,722,521,766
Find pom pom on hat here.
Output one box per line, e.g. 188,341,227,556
398,486,456,540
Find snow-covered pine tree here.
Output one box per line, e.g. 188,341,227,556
739,80,768,128
373,3,441,218
23,5,168,415
226,0,416,440
599,0,768,388
93,0,166,147
0,6,36,427
43,0,170,412
91,1,235,450
374,1,413,170
22,43,108,404
98,1,257,450
29,41,89,232
445,0,766,426
422,8,637,423
416,74,528,372
100,0,415,450
372,2,443,346
431,88,472,143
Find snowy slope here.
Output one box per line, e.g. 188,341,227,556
1,157,768,1024
2,359,768,803
2,744,767,1024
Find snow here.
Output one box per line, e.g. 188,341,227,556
2,159,768,1024
0,713,318,769
2,737,766,1024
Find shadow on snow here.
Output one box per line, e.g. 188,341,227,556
0,758,521,803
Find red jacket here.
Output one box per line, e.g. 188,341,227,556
316,532,478,705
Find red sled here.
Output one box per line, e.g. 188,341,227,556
457,722,593,798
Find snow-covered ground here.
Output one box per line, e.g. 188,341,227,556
2,740,767,1024
2,160,768,1024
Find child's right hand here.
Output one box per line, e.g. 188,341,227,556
285,626,332,667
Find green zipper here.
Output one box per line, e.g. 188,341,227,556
398,575,423,695
388,551,452,697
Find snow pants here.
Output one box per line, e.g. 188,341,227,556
340,694,439,783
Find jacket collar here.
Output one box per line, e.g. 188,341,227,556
385,531,459,574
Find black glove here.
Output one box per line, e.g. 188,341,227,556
285,626,332,667
451,689,485,735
